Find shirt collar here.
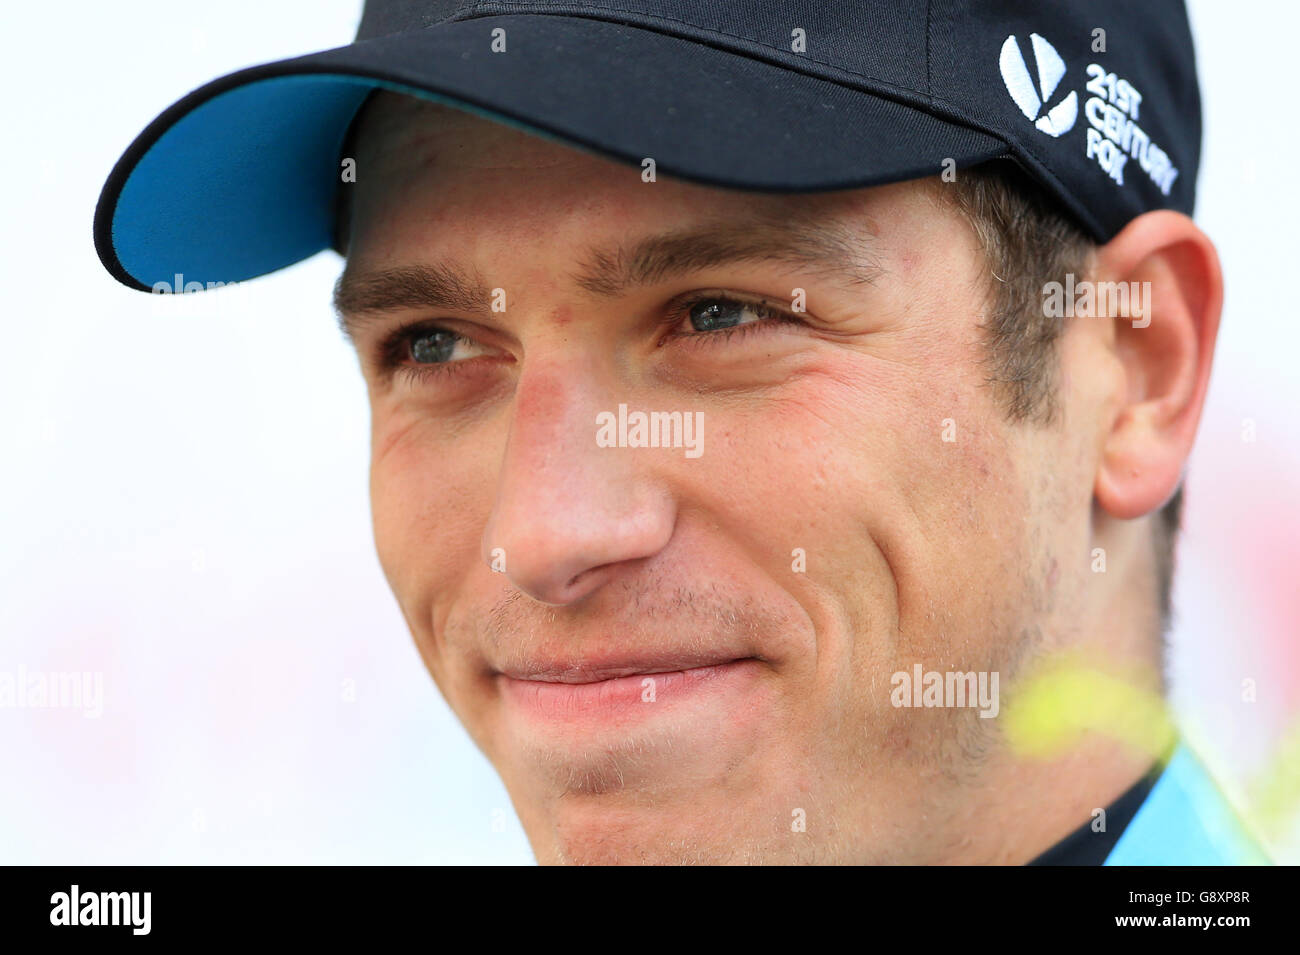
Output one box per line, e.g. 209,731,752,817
1104,743,1270,865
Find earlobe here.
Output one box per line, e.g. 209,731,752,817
1091,211,1223,522
1095,422,1187,520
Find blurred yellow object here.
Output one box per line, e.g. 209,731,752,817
1003,651,1176,761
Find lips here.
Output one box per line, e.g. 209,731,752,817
495,655,763,725
499,654,752,684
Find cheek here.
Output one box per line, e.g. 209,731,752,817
784,352,1038,662
902,395,1029,584
367,413,493,620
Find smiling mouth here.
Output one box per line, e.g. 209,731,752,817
494,657,764,724
503,658,755,684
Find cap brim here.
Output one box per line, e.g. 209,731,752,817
95,13,1009,291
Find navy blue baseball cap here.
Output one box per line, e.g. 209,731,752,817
94,0,1201,292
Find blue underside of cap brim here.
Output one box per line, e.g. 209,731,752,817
112,74,560,289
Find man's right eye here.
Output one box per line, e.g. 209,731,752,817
378,322,490,371
372,321,510,388
409,328,460,364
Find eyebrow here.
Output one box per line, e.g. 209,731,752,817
333,213,883,340
333,262,491,338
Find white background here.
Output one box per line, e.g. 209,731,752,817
0,1,1295,863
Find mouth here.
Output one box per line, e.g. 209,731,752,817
494,655,764,725
499,654,756,684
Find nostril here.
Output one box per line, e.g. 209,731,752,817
566,567,595,590
554,562,621,604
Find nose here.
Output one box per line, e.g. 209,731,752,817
483,359,676,606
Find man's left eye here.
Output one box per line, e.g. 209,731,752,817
685,296,780,332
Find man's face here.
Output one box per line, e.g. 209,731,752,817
339,94,1104,864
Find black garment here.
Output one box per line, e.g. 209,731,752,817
1027,765,1163,865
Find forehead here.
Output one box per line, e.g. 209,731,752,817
343,92,949,265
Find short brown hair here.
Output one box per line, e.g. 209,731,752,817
945,160,1182,638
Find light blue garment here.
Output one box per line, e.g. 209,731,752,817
1105,744,1270,865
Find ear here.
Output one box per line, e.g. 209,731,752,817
1092,211,1223,520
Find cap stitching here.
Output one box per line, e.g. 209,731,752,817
924,0,933,101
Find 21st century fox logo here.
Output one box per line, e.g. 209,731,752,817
999,32,1078,137
49,885,151,935
998,31,1179,195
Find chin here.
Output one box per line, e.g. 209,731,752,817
511,767,838,865
545,808,780,865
